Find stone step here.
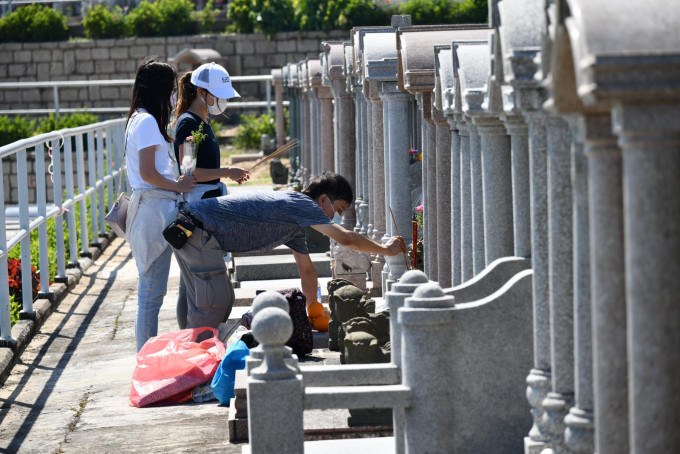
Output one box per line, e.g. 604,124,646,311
231,244,293,258
233,277,333,306
242,436,395,454
233,252,331,282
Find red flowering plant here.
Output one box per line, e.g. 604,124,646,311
7,258,41,303
414,205,424,229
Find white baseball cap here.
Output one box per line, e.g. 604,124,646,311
190,62,240,99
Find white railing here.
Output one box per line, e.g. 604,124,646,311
0,118,127,344
0,75,282,116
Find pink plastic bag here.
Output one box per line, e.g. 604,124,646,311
130,327,226,407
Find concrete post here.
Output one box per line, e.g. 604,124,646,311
449,123,462,286
358,96,370,236
247,307,303,454
368,83,386,287
385,270,430,454
583,113,629,454
353,90,365,233
364,96,374,239
400,282,456,453
330,78,357,230
613,102,680,453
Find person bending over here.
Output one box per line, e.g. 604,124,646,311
170,171,406,329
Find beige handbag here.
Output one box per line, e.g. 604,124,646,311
105,153,129,238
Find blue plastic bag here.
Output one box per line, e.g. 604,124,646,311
211,340,249,404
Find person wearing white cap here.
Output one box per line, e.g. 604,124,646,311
171,62,250,329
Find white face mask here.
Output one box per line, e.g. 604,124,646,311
203,92,228,116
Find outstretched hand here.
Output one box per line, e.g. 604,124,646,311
176,174,197,193
384,236,407,256
227,167,250,184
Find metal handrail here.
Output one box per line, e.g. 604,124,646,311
0,118,127,343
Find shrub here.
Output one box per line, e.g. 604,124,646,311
337,0,393,29
0,116,36,147
0,4,69,43
35,111,99,134
7,258,41,304
401,0,487,25
125,1,162,36
227,0,256,34
193,0,221,33
83,4,126,39
233,112,276,150
156,0,199,36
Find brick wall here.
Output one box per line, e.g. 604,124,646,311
0,31,348,113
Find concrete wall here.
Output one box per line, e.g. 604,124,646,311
0,31,347,113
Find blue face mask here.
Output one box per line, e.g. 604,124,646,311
333,212,343,225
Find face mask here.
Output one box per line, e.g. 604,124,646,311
204,92,228,116
333,212,343,225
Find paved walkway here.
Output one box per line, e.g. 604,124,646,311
0,184,352,453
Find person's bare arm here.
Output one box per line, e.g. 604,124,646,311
139,145,195,192
178,143,250,184
311,223,406,256
293,250,318,308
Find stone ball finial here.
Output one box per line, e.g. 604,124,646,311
252,291,289,316
400,270,429,284
406,282,454,309
252,307,293,347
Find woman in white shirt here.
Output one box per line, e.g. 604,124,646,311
125,57,196,351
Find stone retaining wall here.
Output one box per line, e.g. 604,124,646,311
0,31,347,114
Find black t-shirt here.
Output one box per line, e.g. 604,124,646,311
173,111,220,185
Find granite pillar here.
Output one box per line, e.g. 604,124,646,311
309,94,319,176
422,110,438,281
358,96,370,236
316,86,335,173
365,97,374,239
353,90,365,233
583,113,628,454
564,126,594,453
368,84,386,287
475,117,514,265
505,116,531,257
330,78,357,229
614,102,680,453
524,111,551,454
449,123,462,286
433,110,451,287
380,85,414,286
541,116,574,454
469,122,485,276
458,120,474,283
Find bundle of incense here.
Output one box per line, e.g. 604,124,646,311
389,206,411,271
247,138,299,171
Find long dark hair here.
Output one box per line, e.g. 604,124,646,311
127,56,176,142
171,71,197,127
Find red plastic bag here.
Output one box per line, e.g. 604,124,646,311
130,327,226,407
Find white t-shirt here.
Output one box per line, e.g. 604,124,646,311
125,109,177,190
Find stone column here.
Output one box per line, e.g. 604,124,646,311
272,69,285,148
448,120,462,286
309,94,319,176
541,116,574,454
504,115,531,257
458,120,474,282
564,124,594,453
330,79,357,229
584,113,629,454
353,90,365,233
380,85,413,286
474,116,514,265
300,88,311,185
368,84,386,287
468,122,485,276
365,97,374,239
359,96,370,236
613,102,680,453
433,109,452,288
316,86,335,173
524,111,551,454
421,110,438,281
400,282,457,454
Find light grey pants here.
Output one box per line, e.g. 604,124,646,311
172,227,235,329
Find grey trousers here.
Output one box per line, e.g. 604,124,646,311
172,227,235,329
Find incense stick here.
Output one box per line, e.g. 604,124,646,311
388,206,411,271
247,139,299,171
